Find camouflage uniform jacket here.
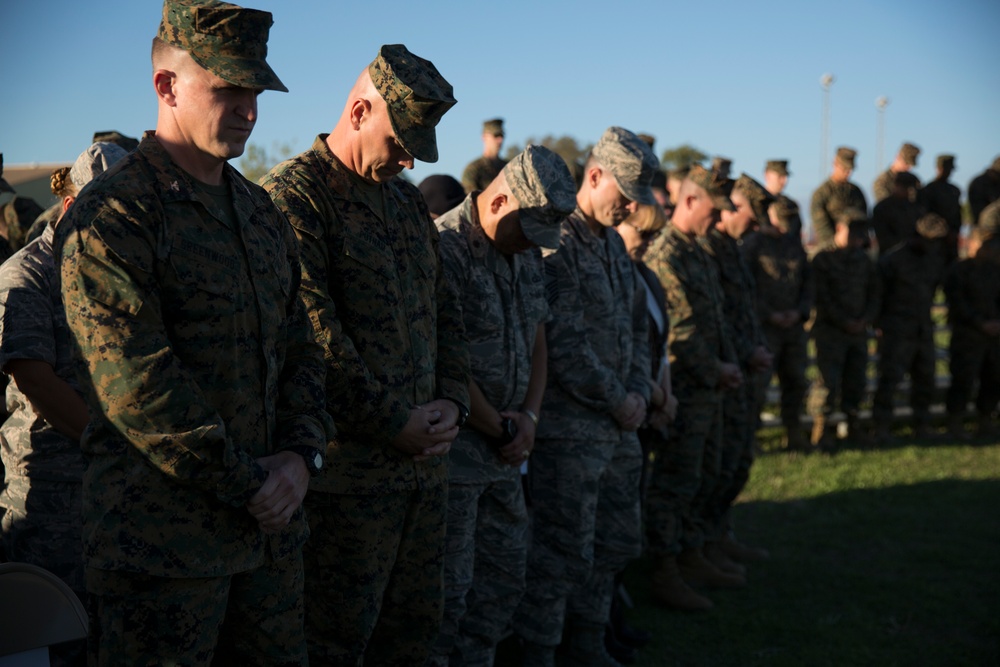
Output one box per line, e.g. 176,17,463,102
944,256,1000,331
811,247,880,331
461,156,507,194
968,170,1000,224
645,224,735,393
436,194,550,483
876,241,946,336
262,135,470,494
57,132,331,577
873,168,921,204
537,209,650,442
0,224,85,509
918,178,962,234
741,231,813,325
810,179,868,249
701,228,765,370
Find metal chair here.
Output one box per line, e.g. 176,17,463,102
0,562,88,666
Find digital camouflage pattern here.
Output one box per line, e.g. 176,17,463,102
0,224,87,596
873,168,922,204
514,208,649,646
944,254,1000,416
436,193,550,483
873,237,947,425
808,246,880,417
86,552,307,665
810,178,868,249
369,44,456,163
591,127,660,206
262,134,470,494
157,0,287,92
262,133,469,663
56,132,331,577
502,144,576,250
733,172,775,228
643,224,734,556
462,155,507,194
741,229,813,431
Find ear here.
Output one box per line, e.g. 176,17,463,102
153,69,177,106
489,193,508,216
350,98,372,130
61,196,75,215
588,166,602,189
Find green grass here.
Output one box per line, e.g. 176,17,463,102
624,430,1000,666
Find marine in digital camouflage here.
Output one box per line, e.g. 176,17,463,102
810,178,868,249
462,156,507,194
918,155,962,262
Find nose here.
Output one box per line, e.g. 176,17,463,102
236,90,258,123
400,154,414,170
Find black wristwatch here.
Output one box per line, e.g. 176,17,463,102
447,398,470,427
283,445,324,477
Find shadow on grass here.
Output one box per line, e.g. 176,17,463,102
625,478,1000,667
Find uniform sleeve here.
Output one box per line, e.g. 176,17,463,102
544,242,629,413
0,258,56,370
59,204,266,507
810,187,833,243
626,263,652,401
653,251,722,390
263,173,412,444
427,215,471,409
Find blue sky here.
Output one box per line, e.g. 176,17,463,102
2,0,998,232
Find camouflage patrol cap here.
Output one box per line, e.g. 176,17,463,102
369,44,456,164
835,146,857,169
685,164,735,211
711,156,732,178
936,154,955,171
157,0,287,92
0,154,12,194
503,144,576,250
637,133,656,149
915,213,948,240
483,118,504,136
69,143,129,189
765,160,790,176
92,130,140,152
899,142,920,166
733,173,775,223
591,126,659,206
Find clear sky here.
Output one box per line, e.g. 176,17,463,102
2,0,998,232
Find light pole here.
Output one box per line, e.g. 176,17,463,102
876,96,890,172
820,73,835,178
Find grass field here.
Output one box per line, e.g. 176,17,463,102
624,428,1000,667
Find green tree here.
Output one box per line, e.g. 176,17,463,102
660,144,707,172
237,141,295,183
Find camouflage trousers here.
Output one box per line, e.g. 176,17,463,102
86,552,306,666
873,326,936,423
428,471,528,667
946,326,1000,415
644,388,722,557
703,380,758,541
2,481,86,667
758,323,809,429
302,485,446,666
513,434,642,647
808,324,870,417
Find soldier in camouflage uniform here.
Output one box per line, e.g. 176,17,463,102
808,213,880,448
55,2,332,663
700,175,774,576
462,118,508,194
810,147,868,249
763,159,801,238
968,157,1000,226
944,222,1000,438
511,127,655,667
0,142,126,667
871,171,923,256
743,197,813,450
642,165,743,612
873,142,921,204
872,214,949,441
918,155,962,263
262,45,471,666
429,146,576,667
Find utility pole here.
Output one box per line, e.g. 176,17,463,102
820,73,835,178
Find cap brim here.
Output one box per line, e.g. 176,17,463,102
520,213,561,250
392,118,438,164
712,194,736,212
616,178,656,207
191,53,288,93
